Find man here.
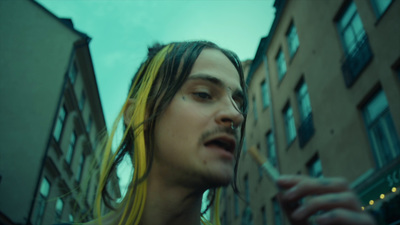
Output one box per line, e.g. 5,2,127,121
91,41,375,225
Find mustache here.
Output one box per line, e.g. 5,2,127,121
199,126,239,145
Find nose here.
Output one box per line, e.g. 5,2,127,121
215,99,244,130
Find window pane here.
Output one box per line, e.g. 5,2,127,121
261,81,269,108
66,132,76,164
287,24,300,56
372,0,392,16
339,2,356,29
284,105,296,144
352,15,364,40
55,198,63,214
364,91,387,123
267,132,277,167
40,178,50,197
308,157,323,178
297,82,312,121
276,50,287,79
338,2,365,54
53,106,66,141
273,197,282,225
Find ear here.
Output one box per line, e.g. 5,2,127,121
124,99,135,127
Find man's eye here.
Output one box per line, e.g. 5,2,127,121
193,92,212,100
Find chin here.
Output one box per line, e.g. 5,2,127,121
205,171,233,188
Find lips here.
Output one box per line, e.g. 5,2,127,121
204,135,236,154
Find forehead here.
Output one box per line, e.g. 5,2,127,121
188,49,241,90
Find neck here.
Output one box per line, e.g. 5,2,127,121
139,172,205,225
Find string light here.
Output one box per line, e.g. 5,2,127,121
392,187,397,193
380,194,385,199
361,206,365,211
369,200,374,205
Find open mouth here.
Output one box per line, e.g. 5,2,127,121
204,137,236,154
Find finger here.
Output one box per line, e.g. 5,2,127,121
314,208,376,225
277,174,308,189
290,191,362,222
281,177,349,202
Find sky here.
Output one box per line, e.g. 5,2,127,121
36,0,276,199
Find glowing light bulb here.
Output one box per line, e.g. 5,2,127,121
380,194,385,199
361,206,365,211
369,200,374,205
392,187,397,192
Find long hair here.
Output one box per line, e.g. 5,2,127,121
96,41,248,225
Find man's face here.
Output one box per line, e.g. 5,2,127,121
152,49,244,189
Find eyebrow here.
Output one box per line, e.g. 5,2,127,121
187,74,245,102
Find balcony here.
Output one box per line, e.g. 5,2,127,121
298,113,315,148
341,33,373,88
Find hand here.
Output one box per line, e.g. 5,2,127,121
276,175,376,225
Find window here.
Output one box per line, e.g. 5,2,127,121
287,22,300,57
261,81,269,108
283,104,296,145
55,198,64,222
242,138,247,154
337,1,372,87
371,0,392,18
66,131,77,164
234,194,239,217
273,197,282,225
261,206,267,225
253,97,258,121
76,155,85,182
53,105,67,142
307,156,323,178
296,81,312,121
86,115,92,133
69,62,77,84
362,90,400,168
296,80,315,147
276,49,287,80
266,132,277,168
244,175,250,202
79,91,86,111
337,2,366,54
34,178,50,225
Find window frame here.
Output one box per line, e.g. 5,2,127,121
362,89,400,168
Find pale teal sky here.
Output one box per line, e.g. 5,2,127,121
36,0,276,199
37,0,275,130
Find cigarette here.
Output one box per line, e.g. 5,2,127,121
248,146,280,182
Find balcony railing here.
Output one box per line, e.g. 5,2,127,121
341,33,373,88
298,112,315,148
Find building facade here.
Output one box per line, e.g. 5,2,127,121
0,1,120,224
218,0,400,225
